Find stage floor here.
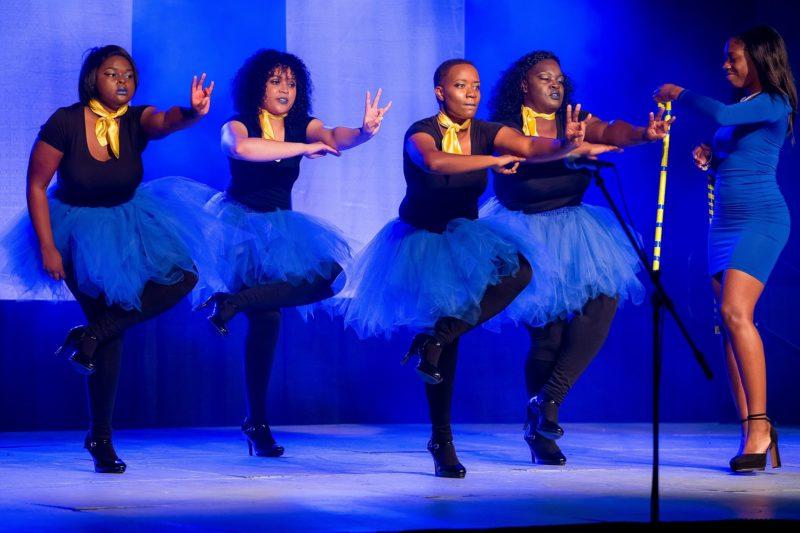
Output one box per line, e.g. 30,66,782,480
1,423,798,530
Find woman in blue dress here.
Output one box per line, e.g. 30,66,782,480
656,25,796,473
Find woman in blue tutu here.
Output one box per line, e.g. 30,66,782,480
336,59,594,478
0,45,215,473
655,26,795,473
196,49,391,458
482,50,671,465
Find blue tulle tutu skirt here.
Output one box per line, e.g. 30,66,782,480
333,217,523,338
479,198,645,327
0,177,220,310
197,193,352,303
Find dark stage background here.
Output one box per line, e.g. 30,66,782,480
1,0,798,432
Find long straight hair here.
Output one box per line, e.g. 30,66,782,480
736,25,797,137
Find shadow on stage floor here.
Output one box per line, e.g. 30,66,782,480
1,423,798,530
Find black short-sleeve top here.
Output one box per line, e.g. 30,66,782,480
38,103,151,207
400,116,503,232
492,113,592,214
225,114,316,212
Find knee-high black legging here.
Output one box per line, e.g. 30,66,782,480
425,254,532,443
235,263,343,425
524,294,618,405
64,269,198,439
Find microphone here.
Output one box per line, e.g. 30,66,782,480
564,157,616,171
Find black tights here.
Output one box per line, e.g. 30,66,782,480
525,294,618,405
65,269,198,439
430,255,533,347
426,340,460,443
237,263,343,425
425,255,532,443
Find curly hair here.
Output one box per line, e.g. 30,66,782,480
489,50,574,134
78,45,138,105
231,49,313,126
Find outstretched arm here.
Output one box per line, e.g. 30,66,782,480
494,104,587,162
585,107,673,146
140,73,214,139
406,132,523,185
221,120,338,162
306,88,393,151
654,84,787,126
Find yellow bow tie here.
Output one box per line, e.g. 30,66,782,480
521,105,555,137
258,109,288,141
88,99,128,158
437,111,471,154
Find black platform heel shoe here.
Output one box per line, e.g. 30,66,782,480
55,326,98,375
197,292,237,336
242,421,285,457
427,440,466,478
529,394,564,440
84,434,126,474
729,413,781,473
524,407,566,465
401,333,443,385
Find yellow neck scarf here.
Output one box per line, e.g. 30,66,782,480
521,105,555,137
437,111,471,154
258,109,288,141
88,99,128,158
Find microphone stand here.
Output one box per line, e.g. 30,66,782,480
579,160,713,523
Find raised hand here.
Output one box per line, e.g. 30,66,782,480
191,73,215,116
692,143,712,170
564,103,590,146
361,88,393,137
644,107,675,141
304,141,340,159
491,154,525,174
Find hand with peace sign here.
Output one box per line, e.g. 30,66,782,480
191,73,215,116
360,88,393,138
564,103,590,147
643,106,675,141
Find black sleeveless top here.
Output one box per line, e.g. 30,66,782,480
38,103,151,207
225,113,315,212
493,112,592,214
400,116,503,232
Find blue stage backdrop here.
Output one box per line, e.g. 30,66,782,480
0,0,133,236
0,0,798,431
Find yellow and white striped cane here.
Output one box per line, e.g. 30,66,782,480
706,157,720,333
707,176,715,223
652,101,672,272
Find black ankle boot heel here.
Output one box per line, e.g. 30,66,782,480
56,326,97,375
529,394,564,440
84,435,126,474
242,421,284,457
524,404,566,465
402,333,443,385
427,440,466,478
730,414,781,473
524,432,567,465
197,292,237,336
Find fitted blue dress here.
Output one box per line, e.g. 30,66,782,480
678,90,792,283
